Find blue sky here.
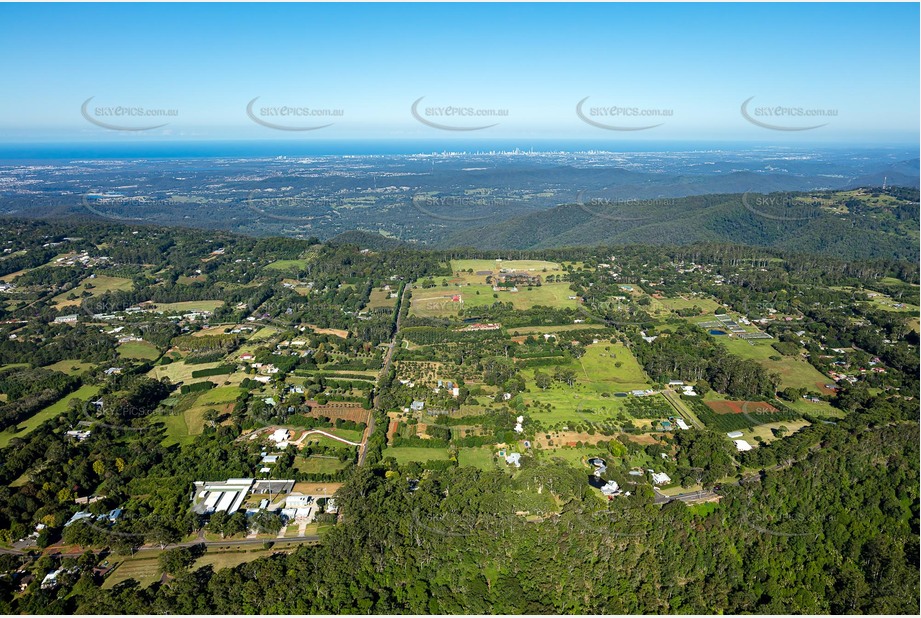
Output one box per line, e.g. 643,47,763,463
0,2,918,144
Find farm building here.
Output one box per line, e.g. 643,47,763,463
269,429,290,443
734,440,753,452
191,478,254,515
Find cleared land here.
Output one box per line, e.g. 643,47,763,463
367,288,398,310
51,275,133,309
457,447,496,470
411,282,578,318
657,295,723,314
265,259,313,272
294,455,349,474
43,359,95,375
153,300,224,313
382,446,452,464
0,384,101,448
118,340,160,360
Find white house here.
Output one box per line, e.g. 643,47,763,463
600,480,620,496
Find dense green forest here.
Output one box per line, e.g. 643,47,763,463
70,411,919,614
445,188,921,260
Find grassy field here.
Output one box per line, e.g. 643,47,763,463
153,300,224,313
687,501,721,516
301,434,360,450
151,387,244,445
411,282,578,318
520,342,649,415
367,288,398,310
543,445,609,468
522,386,632,426
717,336,831,392
51,275,133,309
250,326,281,340
568,342,649,392
457,447,496,470
0,363,30,373
0,384,101,449
149,360,224,383
103,547,286,589
197,386,246,405
118,340,160,360
266,259,312,272
149,412,193,446
294,455,350,474
43,359,96,375
739,419,812,445
382,446,452,464
451,259,564,279
101,554,163,589
657,295,722,315
192,547,284,572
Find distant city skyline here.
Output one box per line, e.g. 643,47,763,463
0,2,918,145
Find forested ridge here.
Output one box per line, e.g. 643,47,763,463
69,413,918,614
444,188,920,260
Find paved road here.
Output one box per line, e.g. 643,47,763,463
359,283,410,467
654,487,719,504
0,535,321,559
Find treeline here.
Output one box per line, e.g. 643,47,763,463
71,415,919,614
634,324,779,398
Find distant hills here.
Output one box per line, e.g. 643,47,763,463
442,188,920,260
1,152,917,261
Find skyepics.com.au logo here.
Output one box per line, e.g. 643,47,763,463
245,189,343,223
246,97,343,131
741,190,820,222
81,97,178,131
575,190,668,222
82,192,147,221
410,193,512,222
576,97,672,131
411,97,508,131
740,96,837,131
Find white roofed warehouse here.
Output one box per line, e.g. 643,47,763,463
191,478,254,515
